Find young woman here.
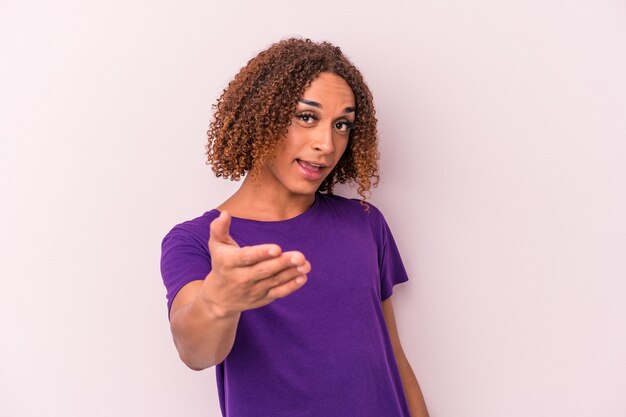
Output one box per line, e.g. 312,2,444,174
160,38,429,417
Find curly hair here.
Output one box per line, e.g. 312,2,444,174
206,37,380,202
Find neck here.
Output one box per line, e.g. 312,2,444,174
218,176,316,221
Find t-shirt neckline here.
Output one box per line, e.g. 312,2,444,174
208,192,322,226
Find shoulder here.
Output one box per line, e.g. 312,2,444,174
317,193,388,229
317,192,381,214
161,209,220,248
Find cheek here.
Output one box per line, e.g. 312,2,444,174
280,129,305,153
264,141,289,169
336,137,350,158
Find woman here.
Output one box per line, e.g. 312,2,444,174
160,37,430,417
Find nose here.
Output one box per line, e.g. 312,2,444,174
312,125,335,154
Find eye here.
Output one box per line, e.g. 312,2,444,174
334,120,355,133
296,112,318,124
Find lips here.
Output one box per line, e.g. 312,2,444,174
296,159,328,180
297,159,327,171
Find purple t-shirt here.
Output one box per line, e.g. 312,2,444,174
160,192,410,416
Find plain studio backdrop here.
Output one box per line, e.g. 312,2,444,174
1,1,625,416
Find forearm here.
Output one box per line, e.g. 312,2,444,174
398,355,430,417
170,293,241,371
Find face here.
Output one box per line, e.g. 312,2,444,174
259,72,356,199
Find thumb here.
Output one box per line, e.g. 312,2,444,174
209,210,239,251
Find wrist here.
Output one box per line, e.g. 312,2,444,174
194,276,239,320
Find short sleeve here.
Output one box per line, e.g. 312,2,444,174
160,226,212,320
371,206,410,300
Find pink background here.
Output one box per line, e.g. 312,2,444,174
1,0,625,416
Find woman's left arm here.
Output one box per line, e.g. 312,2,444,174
382,297,430,417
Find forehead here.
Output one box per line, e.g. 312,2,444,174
300,72,355,105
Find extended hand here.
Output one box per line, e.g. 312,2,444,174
200,210,310,317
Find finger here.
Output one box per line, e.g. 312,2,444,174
254,260,310,291
243,251,306,279
228,244,283,268
265,275,308,300
209,211,239,251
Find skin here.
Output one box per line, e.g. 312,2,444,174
217,72,356,220
169,72,429,416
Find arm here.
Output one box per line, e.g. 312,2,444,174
382,297,430,417
169,279,241,370
168,211,310,371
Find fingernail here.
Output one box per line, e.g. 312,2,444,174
290,255,300,265
297,265,307,273
268,247,279,256
295,276,306,284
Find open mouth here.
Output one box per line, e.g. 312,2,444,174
296,159,326,172
296,159,328,180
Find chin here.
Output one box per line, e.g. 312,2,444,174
289,185,321,197
286,180,324,196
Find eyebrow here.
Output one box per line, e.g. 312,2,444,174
298,99,355,114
